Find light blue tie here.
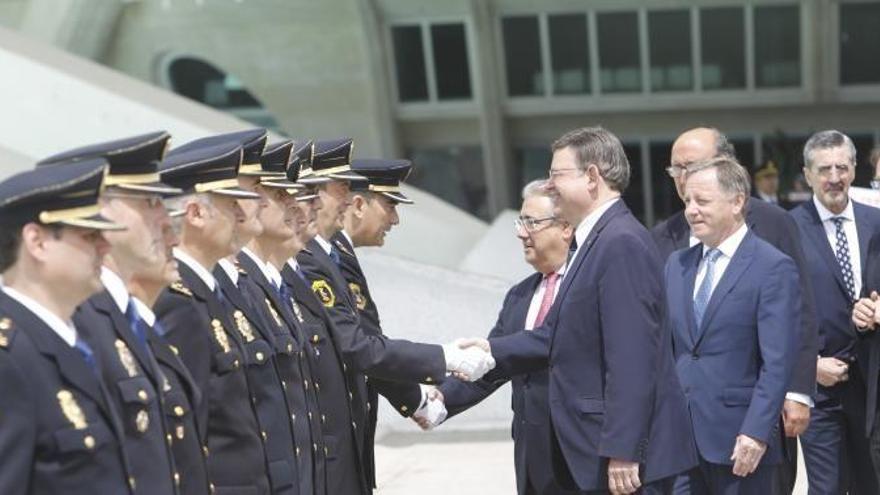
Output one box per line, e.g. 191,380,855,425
693,248,723,331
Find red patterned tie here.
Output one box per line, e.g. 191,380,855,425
533,272,559,328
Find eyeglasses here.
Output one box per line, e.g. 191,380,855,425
515,215,557,233
665,164,689,178
547,167,582,179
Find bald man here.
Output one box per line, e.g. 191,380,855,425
651,127,819,493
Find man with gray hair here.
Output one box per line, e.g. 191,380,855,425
666,155,800,493
464,126,697,494
792,130,880,494
433,179,578,494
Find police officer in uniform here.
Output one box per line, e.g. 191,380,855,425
0,160,134,494
154,140,272,494
37,131,184,495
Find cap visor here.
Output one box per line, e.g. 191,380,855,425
168,209,186,218
240,170,286,178
382,191,413,204
328,171,368,181
297,175,332,185
114,182,183,197
59,213,127,231
294,193,319,202
210,187,261,199
261,180,304,190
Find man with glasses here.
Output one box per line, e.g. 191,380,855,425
434,179,579,495
467,126,697,494
793,130,880,494
651,127,818,493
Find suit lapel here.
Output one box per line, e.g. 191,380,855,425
214,266,276,343
854,202,871,274
237,253,301,337
670,211,690,251
177,262,240,347
90,290,159,382
306,239,356,308
694,232,757,348
281,265,326,318
802,201,849,297
681,246,701,347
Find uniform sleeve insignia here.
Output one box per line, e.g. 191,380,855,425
115,339,141,377
170,281,193,297
0,317,12,348
57,389,88,429
210,319,231,353
348,283,367,310
232,310,256,342
264,299,283,327
311,280,335,307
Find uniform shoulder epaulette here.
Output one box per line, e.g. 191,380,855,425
0,316,15,349
169,281,193,298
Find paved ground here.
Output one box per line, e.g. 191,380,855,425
375,430,809,494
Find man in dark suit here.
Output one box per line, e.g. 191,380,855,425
470,126,697,494
154,140,273,494
650,127,818,492
434,179,578,494
791,130,880,494
0,160,133,494
667,156,799,493
36,131,184,495
853,237,880,488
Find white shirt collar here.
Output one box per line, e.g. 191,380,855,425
216,258,239,287
2,286,78,346
241,247,280,288
314,235,333,256
573,197,620,251
286,258,300,272
173,247,216,291
265,262,283,289
100,267,130,314
702,222,749,259
813,195,854,223
131,297,156,327
341,230,355,249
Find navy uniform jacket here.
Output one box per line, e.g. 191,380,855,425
860,235,880,436
440,272,576,495
651,198,818,400
213,266,300,495
666,232,799,465
75,290,177,495
281,263,368,495
0,290,133,494
147,324,211,495
297,239,439,488
154,262,270,494
487,201,698,491
235,253,325,495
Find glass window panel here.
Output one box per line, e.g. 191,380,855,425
761,132,807,205
729,137,755,169
754,5,801,88
391,26,429,102
407,146,488,219
621,143,645,223
648,10,693,92
649,140,680,224
549,13,591,95
840,3,880,85
513,147,552,206
700,7,746,90
850,133,876,187
430,23,472,100
502,16,543,97
597,12,642,93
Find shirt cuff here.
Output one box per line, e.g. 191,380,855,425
785,392,814,408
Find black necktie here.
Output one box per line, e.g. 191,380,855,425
329,246,341,266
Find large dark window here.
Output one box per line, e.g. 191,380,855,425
648,10,693,92
649,140,680,223
597,12,642,93
700,7,746,90
840,2,880,85
391,26,429,102
407,146,488,220
513,147,552,205
622,143,645,223
502,16,543,96
755,5,801,88
431,23,472,100
549,13,591,95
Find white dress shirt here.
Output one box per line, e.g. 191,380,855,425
340,230,355,250
694,223,813,408
692,223,748,299
3,286,77,347
814,196,862,298
240,247,281,289
567,197,620,274
524,265,566,330
132,297,156,327
216,258,240,287
313,235,333,256
101,267,131,313
173,247,217,291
